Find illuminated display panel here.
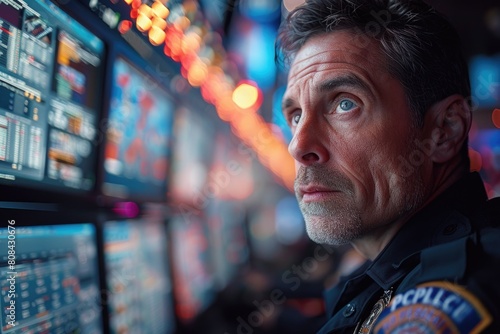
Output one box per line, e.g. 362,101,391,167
0,0,105,194
102,54,174,202
207,200,249,289
0,222,103,334
103,218,175,334
169,213,216,323
168,105,215,205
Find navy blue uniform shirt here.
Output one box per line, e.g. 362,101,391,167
318,172,500,334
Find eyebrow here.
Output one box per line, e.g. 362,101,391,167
318,74,370,94
282,74,371,111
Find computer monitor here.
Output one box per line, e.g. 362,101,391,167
206,200,250,289
0,0,105,197
168,212,216,323
168,105,215,205
0,217,103,333
102,217,176,334
101,50,175,203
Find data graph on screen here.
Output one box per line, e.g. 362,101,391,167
0,0,105,194
0,223,103,334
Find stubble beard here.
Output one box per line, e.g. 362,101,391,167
295,138,427,247
296,168,425,246
295,167,362,246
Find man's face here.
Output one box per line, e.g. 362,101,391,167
282,31,428,245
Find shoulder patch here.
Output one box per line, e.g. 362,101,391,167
374,281,492,334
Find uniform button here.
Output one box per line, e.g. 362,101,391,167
343,303,356,317
443,223,458,235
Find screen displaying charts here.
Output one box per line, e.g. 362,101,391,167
0,0,105,194
103,218,175,334
0,223,103,334
102,55,174,202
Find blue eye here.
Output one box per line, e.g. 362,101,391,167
336,99,357,113
340,100,354,110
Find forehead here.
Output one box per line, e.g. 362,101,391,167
287,30,389,85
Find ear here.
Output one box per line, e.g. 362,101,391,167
424,94,471,164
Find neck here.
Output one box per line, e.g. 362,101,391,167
351,212,411,261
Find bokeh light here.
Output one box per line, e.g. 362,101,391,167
232,82,261,109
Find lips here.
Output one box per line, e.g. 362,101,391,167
297,185,340,202
298,185,334,194
294,166,354,201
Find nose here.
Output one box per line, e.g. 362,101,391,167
288,114,329,166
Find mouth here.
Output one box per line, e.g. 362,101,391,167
298,185,341,202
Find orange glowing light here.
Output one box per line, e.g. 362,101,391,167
130,8,139,19
216,105,232,122
171,53,181,62
131,0,141,9
163,44,172,57
138,4,152,17
167,32,182,56
182,32,201,54
118,20,132,34
493,109,500,129
232,113,261,139
187,61,208,86
232,82,261,109
152,1,169,19
149,26,166,45
180,53,196,71
152,17,167,30
136,13,152,32
215,96,237,121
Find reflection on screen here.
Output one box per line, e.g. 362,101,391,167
103,219,175,334
0,0,104,192
103,56,174,201
0,223,102,334
170,214,216,323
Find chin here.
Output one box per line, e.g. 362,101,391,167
304,215,359,246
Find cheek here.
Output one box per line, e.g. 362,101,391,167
334,138,379,194
340,131,390,174
344,134,407,199
366,134,422,202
